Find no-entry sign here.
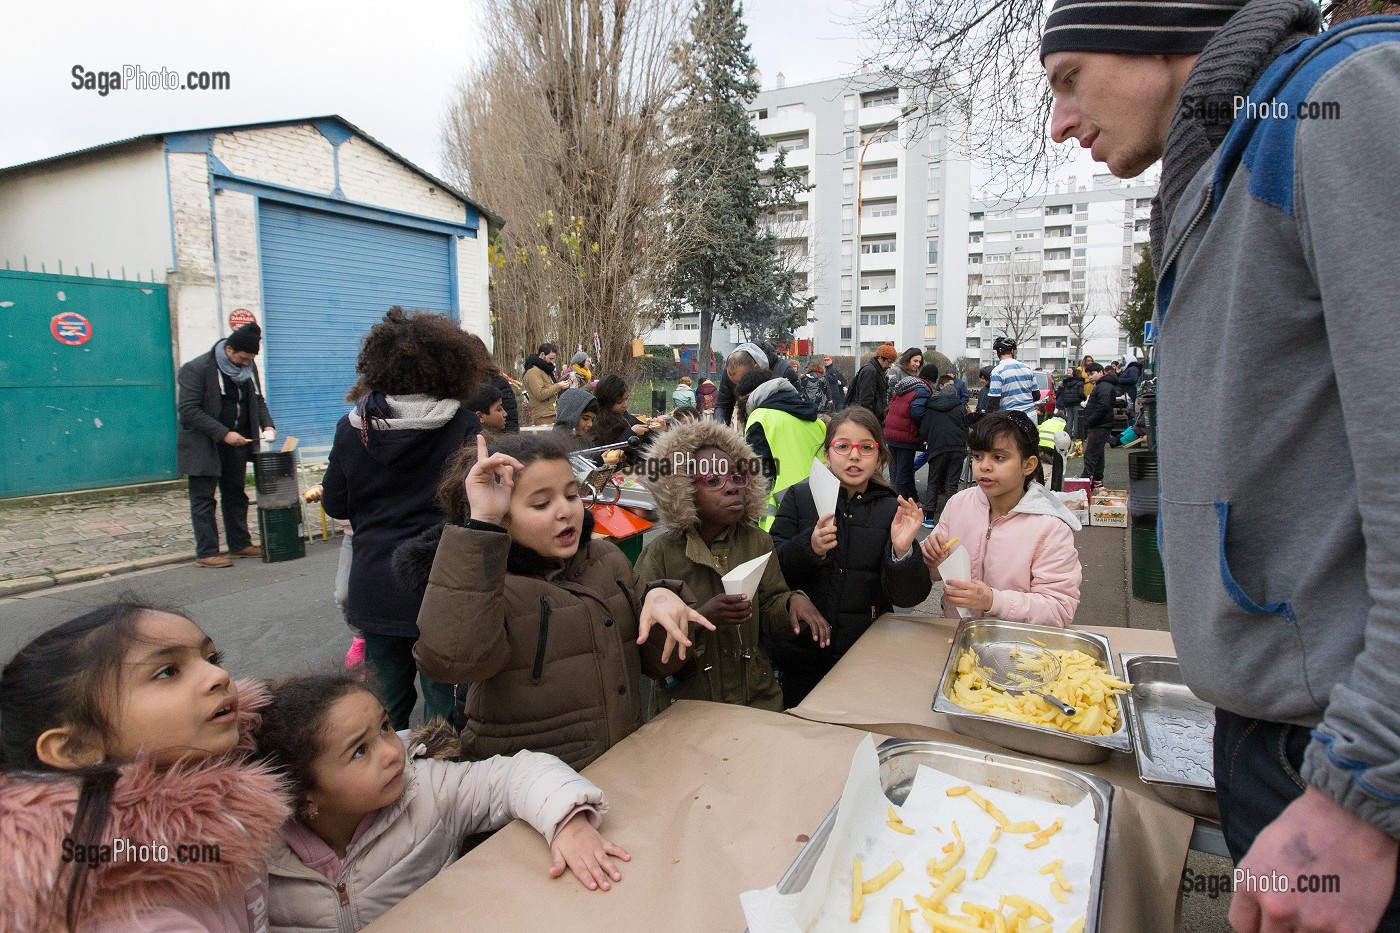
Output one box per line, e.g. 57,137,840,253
51,312,93,346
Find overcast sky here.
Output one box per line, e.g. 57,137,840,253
1,0,1097,183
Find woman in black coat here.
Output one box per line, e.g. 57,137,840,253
322,308,487,729
767,408,931,707
1057,367,1086,438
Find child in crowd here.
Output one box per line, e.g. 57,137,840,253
590,374,651,449
668,405,700,424
467,384,509,433
920,372,968,526
799,361,834,414
551,387,599,453
920,411,1082,627
768,408,931,707
0,601,288,931
885,362,937,502
256,674,625,931
672,375,696,410
735,368,824,530
636,420,829,713
695,378,718,416
398,434,708,769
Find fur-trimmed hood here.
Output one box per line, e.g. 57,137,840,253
0,679,290,931
641,420,770,536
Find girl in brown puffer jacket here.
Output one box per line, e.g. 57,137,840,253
258,674,622,932
405,433,711,770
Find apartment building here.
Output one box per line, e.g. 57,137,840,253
646,72,972,364
965,173,1158,375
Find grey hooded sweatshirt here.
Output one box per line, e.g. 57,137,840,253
1152,4,1400,834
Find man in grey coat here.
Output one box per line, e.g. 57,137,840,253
177,322,276,567
1044,1,1400,929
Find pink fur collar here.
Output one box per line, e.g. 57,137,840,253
0,680,290,931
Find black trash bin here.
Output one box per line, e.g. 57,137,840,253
252,451,305,563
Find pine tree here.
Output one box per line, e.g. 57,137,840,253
663,0,811,364
1117,244,1156,350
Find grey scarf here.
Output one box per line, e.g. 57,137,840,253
1149,0,1322,269
214,340,255,384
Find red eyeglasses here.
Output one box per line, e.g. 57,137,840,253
694,471,752,490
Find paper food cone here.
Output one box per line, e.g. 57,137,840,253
936,544,974,619
722,552,770,602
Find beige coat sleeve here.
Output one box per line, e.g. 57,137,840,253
422,752,608,847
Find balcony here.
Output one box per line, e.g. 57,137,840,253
1042,258,1071,272
754,109,813,139
858,247,899,273
859,176,900,202
858,213,899,237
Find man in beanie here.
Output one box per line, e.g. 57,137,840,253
1044,2,1400,928
176,321,276,567
844,342,897,423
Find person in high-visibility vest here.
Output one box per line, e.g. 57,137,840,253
736,368,825,530
1036,413,1070,491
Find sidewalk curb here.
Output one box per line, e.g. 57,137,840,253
1,552,196,598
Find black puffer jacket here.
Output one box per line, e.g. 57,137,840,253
1057,374,1085,409
920,387,967,459
768,478,932,706
1083,372,1120,429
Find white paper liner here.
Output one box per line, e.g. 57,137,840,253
741,735,1098,932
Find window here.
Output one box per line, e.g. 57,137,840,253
841,241,853,270
925,324,938,341
861,273,896,293
844,133,856,161
1015,230,1037,240
989,208,1012,219
1073,247,1087,256
865,199,898,219
1134,218,1149,232
987,231,1012,243
927,238,940,265
773,133,808,152
843,95,857,127
1044,248,1071,260
1045,225,1072,238
751,108,768,120
926,273,939,305
1135,197,1153,208
862,88,899,108
842,167,854,199
969,233,983,244
927,312,938,325
969,212,984,222
1046,205,1073,216
841,275,853,298
861,237,897,254
968,338,983,350
842,204,853,235
864,127,897,145
841,326,852,340
861,312,896,326
1074,224,1088,235
927,213,941,232
866,163,898,182
928,165,942,189
968,254,982,266
986,252,1011,263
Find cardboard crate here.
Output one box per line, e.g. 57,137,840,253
1089,489,1128,527
1054,490,1090,529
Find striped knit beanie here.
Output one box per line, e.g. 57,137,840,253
1040,0,1250,62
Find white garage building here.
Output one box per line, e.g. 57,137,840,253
0,116,496,452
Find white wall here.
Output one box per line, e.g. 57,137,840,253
0,141,170,282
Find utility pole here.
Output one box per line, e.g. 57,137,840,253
850,102,918,364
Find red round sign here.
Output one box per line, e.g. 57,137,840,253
50,312,93,346
229,308,257,330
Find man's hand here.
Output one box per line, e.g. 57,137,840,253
222,431,249,446
1229,786,1398,933
789,592,831,648
810,513,838,556
697,593,752,626
261,427,276,443
637,588,714,664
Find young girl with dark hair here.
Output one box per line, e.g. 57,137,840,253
256,674,623,931
919,411,1083,627
768,408,931,706
0,600,287,931
396,434,709,770
589,374,651,451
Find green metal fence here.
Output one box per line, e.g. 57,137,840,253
0,271,176,497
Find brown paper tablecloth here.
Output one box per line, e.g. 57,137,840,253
365,701,883,932
787,613,1192,933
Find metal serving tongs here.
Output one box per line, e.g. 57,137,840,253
568,436,642,507
973,642,1078,717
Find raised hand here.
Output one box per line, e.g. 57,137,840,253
637,588,716,664
464,433,525,526
890,496,923,556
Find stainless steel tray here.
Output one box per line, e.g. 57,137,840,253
775,738,1112,933
1120,653,1219,820
933,619,1133,763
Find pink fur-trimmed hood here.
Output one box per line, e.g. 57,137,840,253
0,679,291,932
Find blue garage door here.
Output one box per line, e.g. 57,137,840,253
258,201,454,451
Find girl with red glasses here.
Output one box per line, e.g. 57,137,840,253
768,408,932,707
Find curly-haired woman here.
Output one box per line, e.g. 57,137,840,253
321,308,489,729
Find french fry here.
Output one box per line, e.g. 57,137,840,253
1001,821,1041,834
973,846,997,880
932,837,965,876
1050,882,1069,904
946,785,972,797
852,858,863,921
890,898,904,933
957,789,1010,827
1001,895,1053,923
887,819,916,835
928,867,966,909
993,911,1008,933
923,912,983,933
1038,859,1072,892
887,804,902,823
1068,917,1086,933
990,826,1002,843
1025,818,1064,849
862,859,905,894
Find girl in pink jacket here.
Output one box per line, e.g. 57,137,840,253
0,601,288,932
919,411,1083,627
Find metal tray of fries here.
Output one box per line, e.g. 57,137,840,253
1119,653,1219,821
774,738,1112,933
933,620,1133,763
